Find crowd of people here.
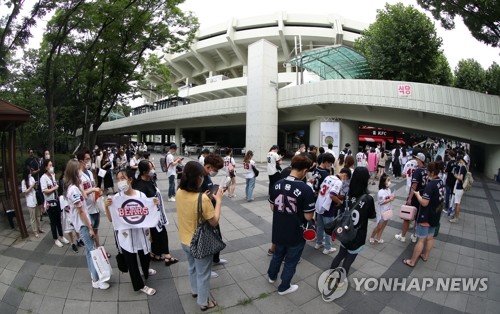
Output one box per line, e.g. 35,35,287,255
19,139,471,306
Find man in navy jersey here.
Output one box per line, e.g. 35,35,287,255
267,155,315,296
310,153,335,197
395,152,427,243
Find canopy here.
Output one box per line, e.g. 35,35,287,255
287,45,370,80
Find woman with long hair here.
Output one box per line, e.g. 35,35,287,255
64,159,109,289
105,170,157,295
403,162,445,266
101,150,115,194
41,159,68,247
243,150,256,202
21,165,41,237
223,147,236,198
133,160,178,265
334,153,345,175
176,161,223,311
377,150,388,178
330,167,376,278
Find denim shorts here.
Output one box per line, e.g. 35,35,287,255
90,213,100,229
416,224,436,238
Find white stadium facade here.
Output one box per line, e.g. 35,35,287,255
95,12,500,177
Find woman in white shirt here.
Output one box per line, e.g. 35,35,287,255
223,148,236,198
370,173,395,244
64,159,109,290
104,169,158,295
40,159,68,247
243,150,256,202
21,166,43,237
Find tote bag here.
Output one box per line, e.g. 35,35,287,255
91,246,113,281
190,193,226,259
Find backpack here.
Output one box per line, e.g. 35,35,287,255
463,171,474,192
160,157,168,172
324,195,366,245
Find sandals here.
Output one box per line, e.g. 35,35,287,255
140,285,156,296
419,254,428,262
200,299,217,312
165,256,179,266
150,253,163,262
402,259,415,268
148,268,157,275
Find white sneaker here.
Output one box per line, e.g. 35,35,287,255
268,276,275,284
92,280,110,290
322,248,337,255
213,259,227,266
410,234,418,243
278,284,299,295
60,236,70,244
394,234,406,242
54,239,63,247
211,271,219,278
449,217,459,223
314,243,323,250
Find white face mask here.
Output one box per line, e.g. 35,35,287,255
117,180,129,192
48,167,54,174
45,154,50,160
85,162,91,170
149,169,155,177
209,170,218,177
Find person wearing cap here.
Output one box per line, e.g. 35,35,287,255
166,144,183,201
267,145,282,196
395,152,427,243
341,143,352,156
449,156,467,223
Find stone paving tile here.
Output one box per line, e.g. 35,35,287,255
63,299,91,314
118,300,149,314
0,282,9,300
299,295,343,313
118,282,148,301
27,277,51,294
67,281,93,301
90,282,119,301
38,295,65,314
45,280,71,298
89,301,118,314
52,266,76,282
18,291,43,312
252,292,304,314
0,268,16,285
238,275,277,299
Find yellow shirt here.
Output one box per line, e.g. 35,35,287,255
176,189,215,246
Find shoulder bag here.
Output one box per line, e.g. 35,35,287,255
190,193,226,259
251,164,259,177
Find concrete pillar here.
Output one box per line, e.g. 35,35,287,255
175,127,182,155
485,145,500,180
137,131,142,144
309,119,321,147
340,120,358,153
245,39,278,162
200,129,206,144
243,66,248,77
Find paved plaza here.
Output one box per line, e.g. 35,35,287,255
1,153,500,313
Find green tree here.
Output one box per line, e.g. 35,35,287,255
37,0,198,154
454,58,486,92
354,3,443,84
485,62,500,96
0,0,57,84
417,0,500,47
431,52,454,86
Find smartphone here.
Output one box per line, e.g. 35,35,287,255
211,184,220,196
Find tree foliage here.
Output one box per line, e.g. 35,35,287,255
454,58,486,92
0,0,57,84
35,0,198,154
485,62,500,95
417,0,500,47
354,3,444,84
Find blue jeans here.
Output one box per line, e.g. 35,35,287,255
79,226,98,281
168,175,176,198
316,214,335,250
445,185,452,210
245,177,255,201
267,241,305,292
182,244,212,306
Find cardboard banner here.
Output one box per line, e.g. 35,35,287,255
109,195,159,230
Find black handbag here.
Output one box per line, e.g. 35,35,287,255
114,231,128,272
324,195,366,245
190,193,226,259
252,165,259,177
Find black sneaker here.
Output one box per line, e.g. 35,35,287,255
71,243,78,253
77,239,85,247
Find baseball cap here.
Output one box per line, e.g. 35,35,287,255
170,143,177,149
416,153,426,163
309,144,316,150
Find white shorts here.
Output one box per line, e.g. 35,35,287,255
454,189,464,204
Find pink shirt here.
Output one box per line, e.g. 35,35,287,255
367,152,378,172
